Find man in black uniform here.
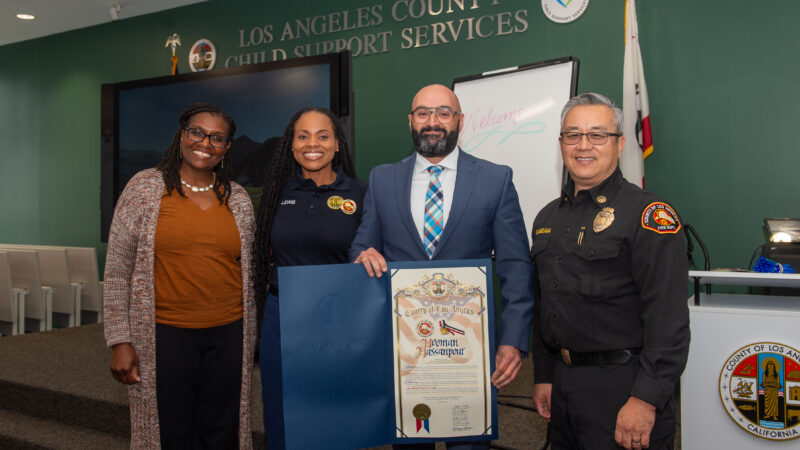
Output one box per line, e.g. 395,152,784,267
530,93,689,450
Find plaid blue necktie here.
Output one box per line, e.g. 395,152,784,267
423,165,444,258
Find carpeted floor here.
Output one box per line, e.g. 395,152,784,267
0,324,679,449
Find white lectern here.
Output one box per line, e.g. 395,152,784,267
682,271,800,447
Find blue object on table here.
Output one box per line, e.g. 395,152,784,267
752,256,796,273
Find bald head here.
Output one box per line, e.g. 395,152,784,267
411,84,462,112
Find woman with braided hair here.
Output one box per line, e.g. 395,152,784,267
254,107,366,449
104,102,256,448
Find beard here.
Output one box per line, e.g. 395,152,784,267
411,125,460,158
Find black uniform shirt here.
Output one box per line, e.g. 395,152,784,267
530,168,690,409
269,165,367,288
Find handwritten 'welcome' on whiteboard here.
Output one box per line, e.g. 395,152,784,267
454,58,576,240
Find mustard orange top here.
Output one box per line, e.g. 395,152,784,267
154,190,243,328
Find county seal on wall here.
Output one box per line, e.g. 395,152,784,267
719,341,800,441
189,39,217,72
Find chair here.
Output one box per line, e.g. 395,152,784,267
0,251,30,335
33,248,79,327
63,247,103,323
0,244,102,324
4,249,53,332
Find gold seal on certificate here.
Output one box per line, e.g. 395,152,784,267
413,403,432,420
391,263,494,440
413,403,432,433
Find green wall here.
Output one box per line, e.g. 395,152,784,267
642,1,800,269
1,0,798,272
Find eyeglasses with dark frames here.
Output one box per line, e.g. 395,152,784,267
559,131,622,145
184,127,229,148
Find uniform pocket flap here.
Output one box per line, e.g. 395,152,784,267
573,241,620,261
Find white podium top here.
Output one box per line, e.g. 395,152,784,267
688,270,800,288
688,293,800,313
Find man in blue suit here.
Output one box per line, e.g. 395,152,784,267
350,84,533,449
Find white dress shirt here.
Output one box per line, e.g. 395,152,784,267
410,148,459,244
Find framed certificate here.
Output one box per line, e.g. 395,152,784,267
390,259,497,443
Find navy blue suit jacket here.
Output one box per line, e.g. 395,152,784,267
349,150,534,352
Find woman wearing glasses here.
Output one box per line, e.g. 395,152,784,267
104,103,256,449
253,107,366,449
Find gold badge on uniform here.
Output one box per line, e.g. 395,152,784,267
340,199,357,215
593,207,615,233
327,195,343,210
596,195,607,204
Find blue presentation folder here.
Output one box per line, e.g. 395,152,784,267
278,260,497,449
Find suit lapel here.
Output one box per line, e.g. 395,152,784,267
395,155,428,257
434,150,477,257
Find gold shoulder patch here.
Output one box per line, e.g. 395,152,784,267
535,227,551,235
641,202,681,234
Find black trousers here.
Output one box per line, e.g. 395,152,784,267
550,359,675,450
156,319,243,450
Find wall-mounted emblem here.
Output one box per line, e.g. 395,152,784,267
541,0,590,24
189,39,217,72
719,342,800,441
165,33,181,75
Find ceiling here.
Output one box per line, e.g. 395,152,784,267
0,0,208,47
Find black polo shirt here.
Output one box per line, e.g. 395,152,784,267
269,166,367,289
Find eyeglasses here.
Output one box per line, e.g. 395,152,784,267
410,107,461,124
184,127,229,148
559,131,622,145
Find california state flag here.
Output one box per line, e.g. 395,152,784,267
621,0,652,188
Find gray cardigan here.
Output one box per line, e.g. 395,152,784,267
104,168,256,449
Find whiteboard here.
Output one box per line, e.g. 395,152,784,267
453,57,578,240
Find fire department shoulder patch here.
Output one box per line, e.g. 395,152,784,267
641,202,681,234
